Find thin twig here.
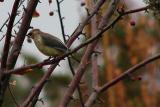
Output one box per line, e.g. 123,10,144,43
8,86,19,107
56,0,66,43
68,59,85,107
56,0,85,106
0,18,9,33
67,0,106,47
13,16,23,27
1,0,20,69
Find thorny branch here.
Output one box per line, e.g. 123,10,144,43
1,0,20,70
56,0,85,106
67,0,106,47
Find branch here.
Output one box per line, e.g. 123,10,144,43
91,0,99,90
85,53,160,107
91,54,98,88
6,0,39,70
1,0,20,70
8,86,19,107
20,63,58,107
59,41,98,107
56,0,66,43
0,17,9,33
0,0,20,106
67,0,106,47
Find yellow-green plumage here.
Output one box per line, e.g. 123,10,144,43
28,29,68,57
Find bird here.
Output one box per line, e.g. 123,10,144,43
28,29,68,57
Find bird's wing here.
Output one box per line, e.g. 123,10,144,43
41,32,68,52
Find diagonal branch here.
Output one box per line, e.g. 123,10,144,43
56,0,66,43
1,0,20,70
67,0,106,47
85,53,160,107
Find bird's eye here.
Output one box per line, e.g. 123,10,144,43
28,32,32,36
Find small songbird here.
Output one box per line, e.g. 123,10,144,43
28,29,68,57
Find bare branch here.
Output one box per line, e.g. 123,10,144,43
67,0,106,47
85,53,160,107
1,0,20,70
0,18,9,33
0,0,21,106
56,0,66,43
8,86,19,107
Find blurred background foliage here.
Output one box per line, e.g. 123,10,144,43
3,0,160,107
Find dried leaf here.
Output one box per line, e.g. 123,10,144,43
13,68,33,75
32,10,40,17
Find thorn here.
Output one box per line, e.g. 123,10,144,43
29,26,34,29
81,2,86,7
14,30,17,34
38,98,45,105
38,0,42,3
61,17,65,20
8,12,11,17
23,5,27,13
93,51,102,55
5,24,8,27
85,8,90,16
16,10,21,16
59,0,64,4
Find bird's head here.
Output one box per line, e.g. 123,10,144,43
28,29,41,39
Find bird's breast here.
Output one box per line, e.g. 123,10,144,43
33,36,65,56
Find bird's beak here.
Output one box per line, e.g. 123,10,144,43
27,32,32,38
28,32,32,36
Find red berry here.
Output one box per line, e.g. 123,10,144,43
130,20,136,26
81,2,85,6
49,11,54,16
